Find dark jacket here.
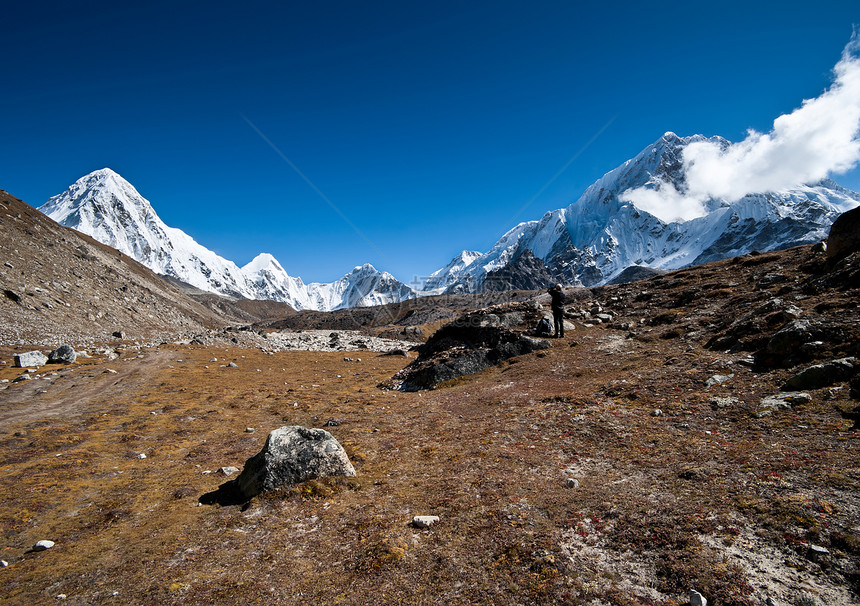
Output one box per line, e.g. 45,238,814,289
549,287,565,312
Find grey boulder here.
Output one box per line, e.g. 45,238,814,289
14,351,48,368
235,426,355,499
48,345,77,364
783,358,857,391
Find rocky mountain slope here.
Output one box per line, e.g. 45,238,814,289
0,188,248,345
39,169,416,311
432,132,860,291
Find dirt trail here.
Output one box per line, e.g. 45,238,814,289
0,349,173,427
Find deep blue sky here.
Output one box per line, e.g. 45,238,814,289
2,0,859,283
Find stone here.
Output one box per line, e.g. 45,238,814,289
705,374,733,388
227,362,238,368
32,540,54,551
826,206,860,261
756,392,811,417
217,466,240,476
650,409,663,417
763,319,814,358
412,515,440,529
710,397,738,408
0,559,7,567
137,453,147,459
47,344,76,364
112,331,125,339
12,374,32,382
566,478,579,489
783,358,857,391
689,589,707,606
14,351,48,368
234,426,356,499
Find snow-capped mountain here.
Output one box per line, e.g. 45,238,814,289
39,169,415,311
430,133,860,291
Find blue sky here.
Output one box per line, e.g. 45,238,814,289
2,0,859,284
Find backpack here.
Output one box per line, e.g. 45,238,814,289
535,317,552,337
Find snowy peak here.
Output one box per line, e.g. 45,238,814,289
40,169,416,312
427,133,860,292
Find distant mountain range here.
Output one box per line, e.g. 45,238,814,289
433,132,860,291
39,169,415,312
39,133,860,310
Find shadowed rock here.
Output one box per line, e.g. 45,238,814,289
14,351,48,368
233,426,355,500
389,302,552,391
826,206,860,262
48,344,76,364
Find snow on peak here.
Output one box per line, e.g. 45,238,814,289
425,132,860,292
243,253,285,274
39,170,416,311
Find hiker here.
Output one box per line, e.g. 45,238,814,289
549,284,565,338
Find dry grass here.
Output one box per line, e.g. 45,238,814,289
1,246,859,605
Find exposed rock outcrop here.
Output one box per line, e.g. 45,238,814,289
826,206,860,261
388,303,552,391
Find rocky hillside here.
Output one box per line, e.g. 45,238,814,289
0,189,261,345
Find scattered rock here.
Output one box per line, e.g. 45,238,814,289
710,397,738,408
136,453,147,459
227,362,238,368
234,426,356,499
783,358,857,391
217,466,239,476
0,559,7,567
245,427,255,433
705,374,733,388
650,409,663,417
12,374,32,382
566,478,579,489
32,540,55,552
689,589,707,606
755,392,811,417
47,344,76,364
112,331,125,339
412,515,440,529
14,351,48,368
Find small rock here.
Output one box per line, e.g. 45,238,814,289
808,544,830,560
227,362,238,368
566,478,579,489
650,409,663,417
705,374,734,388
412,515,440,529
137,453,147,459
209,358,218,362
0,559,8,567
112,331,125,339
245,427,255,433
217,466,240,476
710,397,738,408
32,540,55,551
689,589,707,606
104,369,117,374
12,374,32,382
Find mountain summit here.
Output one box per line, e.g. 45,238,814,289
428,133,860,291
39,169,415,311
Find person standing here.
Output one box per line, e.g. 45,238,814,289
549,284,565,338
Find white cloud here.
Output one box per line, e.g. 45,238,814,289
621,32,860,223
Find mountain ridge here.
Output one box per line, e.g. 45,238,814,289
429,132,860,292
39,169,416,312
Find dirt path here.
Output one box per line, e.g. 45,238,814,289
0,349,173,427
